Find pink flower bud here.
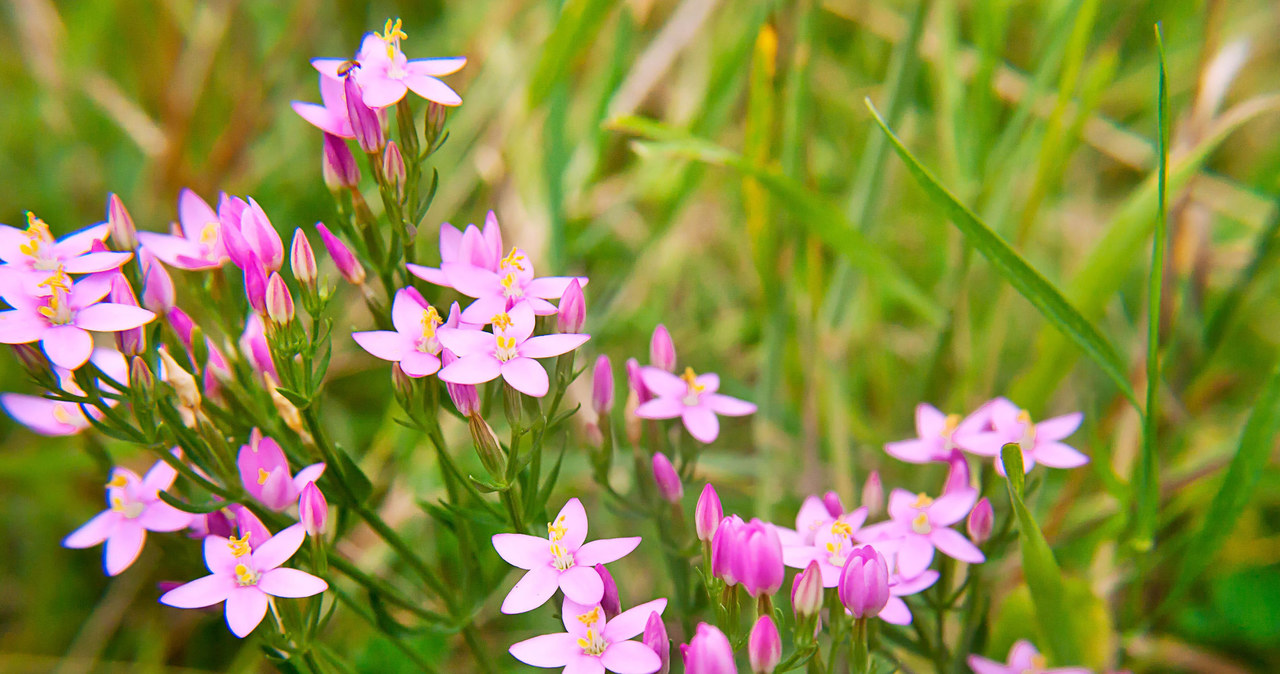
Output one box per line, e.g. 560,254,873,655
944,449,973,496
822,491,845,518
109,274,145,356
557,278,585,333
298,481,328,536
106,193,137,250
710,515,743,585
167,307,196,351
322,132,361,189
343,72,384,153
626,357,651,404
735,519,784,597
139,249,175,314
382,141,406,197
243,261,268,314
748,615,781,674
443,350,480,416
424,101,447,149
265,272,295,325
652,453,683,504
695,483,723,542
316,223,365,284
290,229,318,288
838,545,889,619
862,471,884,516
968,497,993,544
791,559,824,619
643,611,670,674
650,324,676,371
595,563,621,621
682,623,736,674
592,354,614,415
239,314,279,383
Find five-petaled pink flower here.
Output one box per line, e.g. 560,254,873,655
236,429,325,512
159,523,327,638
491,497,640,614
0,270,155,370
634,366,756,444
954,397,1088,474
509,596,667,674
967,640,1090,674
137,189,230,271
291,73,355,138
314,20,465,109
857,488,984,578
885,402,992,464
63,457,194,576
0,212,131,294
352,290,468,377
438,302,588,397
406,214,504,288
443,247,587,324
782,508,872,587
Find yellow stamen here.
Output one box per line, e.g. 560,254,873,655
500,248,526,271
228,532,252,558
19,211,53,257
377,18,408,60
38,269,72,293
420,306,441,339
831,521,854,536
912,493,934,509
491,312,513,332
577,607,600,626
911,512,931,535
942,413,962,438
233,562,257,586
547,515,567,542
257,468,270,485
106,474,129,489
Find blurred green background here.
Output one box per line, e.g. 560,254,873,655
2,0,1280,671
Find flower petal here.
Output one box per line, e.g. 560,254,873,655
885,439,944,464
895,535,935,579
524,276,589,300
492,533,553,570
891,569,939,596
407,57,467,77
225,587,269,638
42,325,94,370
204,535,238,575
351,330,411,362
142,458,179,492
556,497,589,550
602,598,667,642
437,327,495,357
704,393,755,417
258,568,328,597
0,311,47,344
64,510,118,548
520,333,589,359
880,596,913,625
441,263,501,298
403,73,462,106
361,76,409,109
399,350,442,377
508,633,580,668
929,491,977,527
633,398,683,420
160,573,235,608
558,565,604,605
406,263,451,287
2,394,84,435
681,405,720,443
439,353,502,385
501,358,550,397
601,640,662,674
139,502,194,532
104,523,146,576
75,304,156,332
252,523,307,571
564,655,606,674
1033,441,1089,469
1036,412,1083,441
501,565,560,614
62,251,133,274
640,368,685,398
574,536,641,566
460,295,508,324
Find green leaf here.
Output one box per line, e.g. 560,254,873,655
866,100,1139,409
1001,444,1081,665
273,387,312,409
157,490,227,514
334,446,373,505
527,0,616,108
467,475,510,494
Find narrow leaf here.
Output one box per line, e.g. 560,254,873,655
527,0,616,107
157,490,228,514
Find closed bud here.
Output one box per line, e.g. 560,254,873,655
424,101,447,150
838,546,890,619
822,491,845,518
791,559,824,619
596,563,621,620
710,515,743,585
298,481,328,536
167,308,196,351
681,623,736,674
243,262,268,314
650,324,676,372
290,229,318,288
11,343,47,376
322,132,360,189
382,141,406,197
265,272,295,325
109,274,146,356
158,348,200,410
652,452,683,504
642,612,670,674
736,519,784,597
316,223,366,284
129,355,154,394
139,250,175,314
748,615,781,674
862,471,884,517
469,415,505,477
968,497,993,544
445,355,480,416
557,279,585,333
591,355,614,415
626,357,651,403
106,193,137,250
944,449,973,496
695,483,724,542
343,72,384,153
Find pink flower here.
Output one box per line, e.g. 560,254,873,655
137,189,230,270
291,73,354,138
352,291,468,377
314,22,465,109
491,497,640,613
159,523,327,638
444,250,588,324
955,398,1088,474
694,484,723,542
747,615,781,674
220,196,284,273
236,429,326,511
0,212,130,293
406,214,504,288
781,508,871,586
856,489,984,578
634,366,756,444
967,640,1091,674
509,596,667,674
885,402,992,464
1,347,128,435
723,518,784,597
239,313,279,384
64,457,194,576
775,493,849,547
438,302,589,397
682,623,737,674
0,271,155,370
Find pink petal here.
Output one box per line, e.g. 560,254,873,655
64,510,118,548
966,655,1011,674
406,263,451,287
1033,441,1089,469
292,463,326,492
885,439,944,463
639,368,685,398
931,528,985,564
856,520,904,543
361,75,409,108
70,273,116,306
352,330,411,362
1036,412,1083,441
439,353,502,385
556,497,589,549
524,276,588,300
526,297,558,315
75,304,155,332
492,533,553,569
501,358,550,397
225,587,269,638
2,395,84,435
1008,641,1040,669
62,251,132,274
460,295,508,324
203,535,238,575
891,569,938,596
559,565,604,605
439,223,463,262
137,232,211,269
633,397,684,420
311,58,347,79
520,334,589,359
258,568,328,597
55,224,109,256
508,633,580,667
0,311,48,344
42,325,94,370
953,430,1008,457
142,459,179,492
681,405,720,443
704,393,755,416
399,350,442,377
443,263,502,297
895,535,935,579
694,373,720,393
0,224,27,261
104,523,146,576
501,565,560,614
880,596,913,625
574,537,641,566
929,491,977,527
390,289,427,334
782,545,821,568
252,523,307,571
602,598,666,642
601,641,662,674
291,101,352,137
402,73,462,106
505,302,537,342
437,327,496,357
160,573,235,608
139,502,194,532
915,403,948,437
407,57,467,77
564,655,606,674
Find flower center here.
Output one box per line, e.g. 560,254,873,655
577,628,608,657
499,272,524,299
417,306,442,353
680,367,705,406
20,212,58,270
911,512,932,535
912,493,933,509
547,515,575,570
233,562,259,587
376,18,407,62
36,281,74,325
824,520,856,566
110,495,145,519
198,221,220,254
228,533,253,558
1022,654,1048,674
494,335,518,362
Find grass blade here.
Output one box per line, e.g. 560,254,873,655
866,100,1139,409
527,0,616,108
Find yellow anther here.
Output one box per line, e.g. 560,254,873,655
257,468,270,485
577,636,591,650
106,474,129,489
1016,410,1033,425
228,533,252,558
577,607,600,625
492,312,513,332
912,493,934,509
420,306,441,338
377,18,408,60
680,367,704,390
831,521,854,536
233,563,257,586
199,222,219,247
500,248,526,271
110,496,125,512
911,512,932,535
547,515,567,542
52,404,74,424
825,542,836,553
942,414,962,438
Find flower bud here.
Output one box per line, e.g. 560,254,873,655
229,504,271,547
591,355,614,415
109,274,146,357
322,132,360,189
343,72,384,153
695,483,724,542
139,250,175,314
265,272,295,326
316,223,366,284
838,545,890,619
469,415,505,477
652,452,683,504
201,509,235,539
968,497,993,544
158,348,200,410
167,307,196,351
11,343,47,376
625,357,651,403
382,141,406,197
424,101,447,150
748,615,781,674
595,563,621,621
822,491,845,518
944,449,973,496
650,324,676,371
557,279,585,333
643,611,670,674
862,471,884,517
106,193,137,250
129,355,154,394
441,350,480,416
710,515,743,585
791,559,824,619
298,481,328,536
243,261,268,314
290,229,318,288
681,623,736,674
735,519,784,597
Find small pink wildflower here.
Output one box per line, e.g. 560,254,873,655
509,596,667,674
885,402,992,464
955,397,1087,473
438,302,588,397
634,366,756,444
291,73,354,138
314,21,465,109
781,507,871,586
406,214,504,287
856,488,984,578
0,212,130,292
236,429,325,512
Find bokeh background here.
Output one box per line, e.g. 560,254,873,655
2,0,1279,671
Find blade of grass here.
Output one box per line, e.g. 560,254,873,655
527,0,617,108
866,100,1140,409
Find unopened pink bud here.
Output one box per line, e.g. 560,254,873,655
106,193,137,250
243,262,268,314
343,72,384,153
650,324,676,371
862,471,884,517
290,229,318,287
265,272,295,325
167,307,196,351
109,274,146,356
838,545,890,619
626,357,651,403
592,355,614,415
557,278,585,333
443,351,480,416
643,611,670,674
652,452,683,504
316,222,365,284
382,141,406,197
822,491,845,518
735,519,784,597
791,559,824,619
322,133,361,189
595,563,621,621
710,515,743,585
968,497,993,544
944,449,973,496
298,481,328,536
140,249,175,314
695,483,723,542
748,615,781,674
681,623,736,674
